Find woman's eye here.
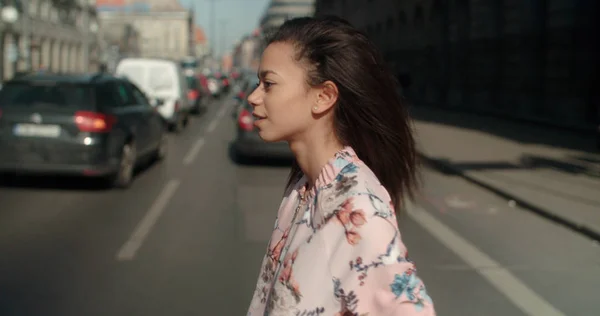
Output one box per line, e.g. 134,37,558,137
263,82,273,89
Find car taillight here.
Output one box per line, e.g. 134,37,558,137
200,77,208,88
238,109,254,131
74,111,116,133
223,79,229,86
187,90,199,100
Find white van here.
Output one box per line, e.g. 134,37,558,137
115,58,191,132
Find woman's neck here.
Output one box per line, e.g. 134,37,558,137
289,134,344,188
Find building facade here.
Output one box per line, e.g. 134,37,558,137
97,0,193,63
193,25,208,58
99,10,191,60
260,0,316,33
1,0,101,81
315,0,599,129
232,30,262,71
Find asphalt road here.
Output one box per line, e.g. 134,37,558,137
0,94,598,316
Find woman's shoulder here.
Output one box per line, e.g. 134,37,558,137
315,159,395,221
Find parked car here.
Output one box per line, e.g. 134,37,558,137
206,74,222,97
219,73,231,94
231,76,259,118
115,57,191,133
232,97,293,161
0,73,168,188
185,75,210,115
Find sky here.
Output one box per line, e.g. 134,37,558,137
179,0,270,56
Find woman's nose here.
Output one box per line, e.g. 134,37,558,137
247,87,260,108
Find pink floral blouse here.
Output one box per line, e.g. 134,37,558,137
247,147,435,316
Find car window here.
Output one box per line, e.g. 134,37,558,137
0,82,92,109
115,81,137,106
95,82,124,108
129,83,151,107
185,76,199,90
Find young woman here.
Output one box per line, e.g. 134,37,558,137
246,16,435,316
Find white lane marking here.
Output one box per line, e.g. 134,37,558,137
406,203,565,316
206,118,219,133
207,105,228,133
182,137,205,165
116,179,181,261
217,106,227,119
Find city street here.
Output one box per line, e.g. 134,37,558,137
0,96,598,316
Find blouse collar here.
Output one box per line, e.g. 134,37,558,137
297,146,358,199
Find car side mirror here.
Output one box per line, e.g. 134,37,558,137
151,98,165,107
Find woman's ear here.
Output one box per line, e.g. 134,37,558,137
312,80,339,114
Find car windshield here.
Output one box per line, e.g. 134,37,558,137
186,76,199,89
181,60,198,69
0,82,90,109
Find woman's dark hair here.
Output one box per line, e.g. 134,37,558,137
269,16,420,212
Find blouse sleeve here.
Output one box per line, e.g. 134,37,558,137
324,194,436,316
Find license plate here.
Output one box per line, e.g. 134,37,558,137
13,124,61,138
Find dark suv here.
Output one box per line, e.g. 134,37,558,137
232,99,293,161
0,73,168,188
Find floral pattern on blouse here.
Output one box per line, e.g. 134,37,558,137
247,146,435,316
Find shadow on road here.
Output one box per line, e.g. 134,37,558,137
410,105,598,154
0,160,158,191
227,143,293,168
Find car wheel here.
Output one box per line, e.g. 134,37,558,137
109,142,136,188
170,117,185,133
154,132,168,161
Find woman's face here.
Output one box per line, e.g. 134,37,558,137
247,42,316,143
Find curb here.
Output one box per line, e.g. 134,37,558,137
418,153,600,243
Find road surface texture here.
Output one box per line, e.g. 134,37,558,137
0,97,598,316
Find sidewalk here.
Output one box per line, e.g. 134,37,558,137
411,106,600,240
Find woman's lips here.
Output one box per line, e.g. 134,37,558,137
252,112,266,119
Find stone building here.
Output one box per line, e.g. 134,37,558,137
193,25,208,58
97,0,193,61
260,0,315,33
232,30,262,71
314,0,599,129
0,0,102,81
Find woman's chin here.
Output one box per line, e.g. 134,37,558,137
257,130,284,143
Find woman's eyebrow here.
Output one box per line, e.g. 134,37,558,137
259,70,278,79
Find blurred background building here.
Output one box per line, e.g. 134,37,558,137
232,28,262,71
0,0,101,80
97,0,202,72
259,0,315,33
231,0,316,71
314,0,599,130
193,24,208,58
